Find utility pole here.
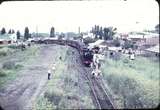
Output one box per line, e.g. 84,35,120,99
36,25,38,37
78,26,80,34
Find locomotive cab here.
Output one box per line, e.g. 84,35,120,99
82,48,93,67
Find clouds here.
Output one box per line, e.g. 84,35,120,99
0,0,159,33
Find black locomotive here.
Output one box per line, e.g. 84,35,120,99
81,48,93,67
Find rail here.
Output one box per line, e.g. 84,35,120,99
82,67,116,109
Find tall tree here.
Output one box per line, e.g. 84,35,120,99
24,27,30,40
8,29,12,34
103,27,117,40
99,26,103,39
50,27,55,37
94,25,98,39
16,30,21,39
1,27,6,35
103,27,110,40
155,24,159,33
11,29,15,34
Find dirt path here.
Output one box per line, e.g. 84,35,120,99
0,44,64,110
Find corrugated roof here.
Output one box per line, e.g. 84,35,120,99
145,45,159,53
108,46,122,51
0,34,12,41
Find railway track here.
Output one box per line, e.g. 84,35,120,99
82,67,116,109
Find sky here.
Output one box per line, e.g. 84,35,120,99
0,0,159,34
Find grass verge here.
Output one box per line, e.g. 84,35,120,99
101,55,159,109
0,45,40,87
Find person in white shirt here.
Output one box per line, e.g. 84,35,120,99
48,69,51,80
48,63,56,80
130,52,135,60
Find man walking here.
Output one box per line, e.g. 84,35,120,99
48,69,51,80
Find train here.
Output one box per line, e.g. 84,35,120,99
81,48,93,67
30,38,94,67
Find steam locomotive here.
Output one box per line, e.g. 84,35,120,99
81,48,93,67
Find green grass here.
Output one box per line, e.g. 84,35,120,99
0,47,14,57
0,66,23,87
101,55,159,108
34,96,56,110
0,45,40,87
0,44,23,57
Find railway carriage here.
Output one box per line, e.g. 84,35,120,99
32,38,94,67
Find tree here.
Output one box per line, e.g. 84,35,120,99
1,27,6,35
96,25,100,37
103,27,110,40
11,29,15,34
155,24,159,33
91,25,101,39
103,27,117,40
58,33,64,40
99,26,103,39
24,27,30,40
83,37,96,45
113,38,120,47
91,25,117,40
16,30,21,39
50,27,55,37
8,29,12,34
94,25,98,39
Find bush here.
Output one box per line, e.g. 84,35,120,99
83,37,96,45
0,47,13,56
15,64,23,69
8,45,17,49
113,39,120,47
0,50,7,56
44,90,62,106
0,69,6,77
2,61,16,69
102,56,159,108
35,96,56,110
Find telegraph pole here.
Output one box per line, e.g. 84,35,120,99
78,26,80,34
36,25,38,37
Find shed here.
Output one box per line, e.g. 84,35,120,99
144,44,159,57
0,34,12,45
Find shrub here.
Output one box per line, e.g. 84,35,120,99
15,64,23,69
102,56,159,108
35,96,56,110
83,37,96,45
0,69,6,77
0,50,7,56
8,45,17,49
0,47,14,56
2,61,16,69
113,39,121,47
44,91,62,106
